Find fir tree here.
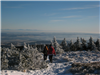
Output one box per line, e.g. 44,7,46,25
11,43,16,49
1,48,9,70
88,36,94,50
75,37,82,50
95,39,100,50
81,38,87,50
69,39,76,51
91,41,97,50
61,38,68,51
24,42,27,50
51,36,64,54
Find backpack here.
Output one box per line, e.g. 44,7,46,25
49,47,53,54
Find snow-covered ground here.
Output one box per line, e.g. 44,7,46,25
1,51,100,75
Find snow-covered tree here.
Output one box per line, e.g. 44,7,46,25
51,40,53,47
27,44,30,49
88,36,95,50
41,44,45,52
74,37,82,50
53,36,62,49
1,55,8,70
24,42,27,50
68,39,73,46
1,48,9,70
38,46,42,52
51,36,64,54
95,39,100,50
91,41,97,50
61,38,68,51
30,45,33,49
11,43,16,49
81,38,87,50
1,43,48,71
34,43,37,50
18,48,47,71
68,39,76,51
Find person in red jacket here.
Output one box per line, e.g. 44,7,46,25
47,44,56,63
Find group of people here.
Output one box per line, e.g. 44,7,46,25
43,44,56,63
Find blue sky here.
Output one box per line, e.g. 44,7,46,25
1,1,100,33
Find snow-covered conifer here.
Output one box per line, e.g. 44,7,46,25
41,44,45,52
30,45,33,49
2,43,47,71
27,44,30,49
11,43,16,49
95,39,100,50
18,48,47,71
88,36,95,50
1,48,8,70
34,43,37,50
69,39,73,46
51,40,54,47
68,39,76,51
75,37,82,50
24,42,27,50
38,46,42,52
81,38,87,50
51,36,64,54
91,41,97,50
61,38,68,51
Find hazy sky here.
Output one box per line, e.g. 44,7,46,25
1,1,100,33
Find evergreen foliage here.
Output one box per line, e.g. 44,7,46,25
1,36,100,71
61,38,68,51
1,43,48,71
51,36,64,54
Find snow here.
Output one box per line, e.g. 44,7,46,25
1,51,100,75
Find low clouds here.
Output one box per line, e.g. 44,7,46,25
62,7,91,10
50,20,64,22
61,4,100,10
62,16,81,18
50,15,81,22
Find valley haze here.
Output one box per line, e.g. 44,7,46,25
1,30,99,47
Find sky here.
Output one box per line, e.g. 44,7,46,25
1,1,100,33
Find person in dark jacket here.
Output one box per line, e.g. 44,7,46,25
47,44,56,63
43,45,48,60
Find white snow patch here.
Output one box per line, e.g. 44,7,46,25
2,51,100,75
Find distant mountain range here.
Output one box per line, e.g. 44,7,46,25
1,29,42,32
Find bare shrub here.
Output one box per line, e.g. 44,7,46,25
70,62,100,74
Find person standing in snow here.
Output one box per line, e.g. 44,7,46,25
43,45,48,60
47,44,56,63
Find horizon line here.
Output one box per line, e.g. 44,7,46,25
1,29,100,34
